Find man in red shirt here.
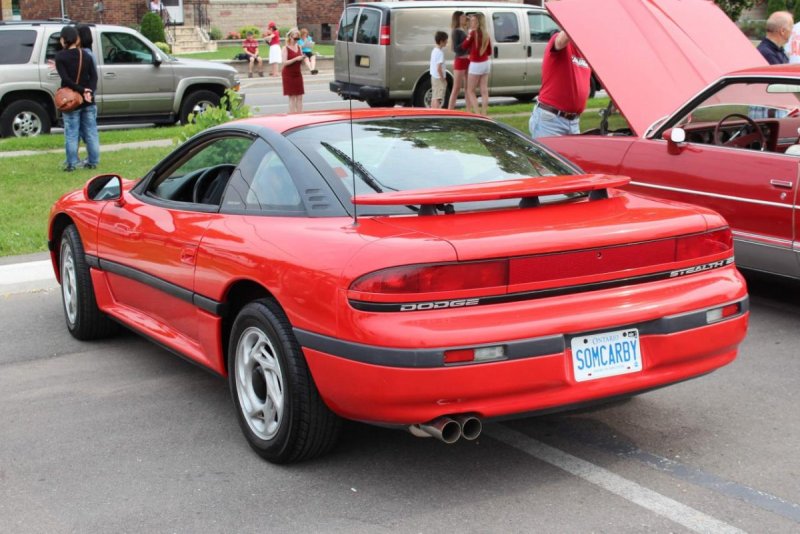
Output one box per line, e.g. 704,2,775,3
243,31,264,78
529,30,591,138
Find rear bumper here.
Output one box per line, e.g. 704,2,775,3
329,80,390,101
301,307,747,425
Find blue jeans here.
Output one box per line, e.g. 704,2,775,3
529,104,580,139
63,105,99,167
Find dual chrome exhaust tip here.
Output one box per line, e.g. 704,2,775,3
408,414,482,443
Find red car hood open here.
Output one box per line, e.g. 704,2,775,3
546,0,767,136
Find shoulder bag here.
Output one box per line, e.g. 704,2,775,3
55,49,84,113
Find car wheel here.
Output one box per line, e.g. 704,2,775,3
228,299,341,463
179,90,220,124
413,77,433,108
0,99,52,138
515,94,535,103
59,225,118,340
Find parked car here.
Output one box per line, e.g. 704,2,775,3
0,20,241,137
538,0,800,280
49,109,748,463
330,1,563,107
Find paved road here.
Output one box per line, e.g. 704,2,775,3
1,264,798,533
239,70,523,115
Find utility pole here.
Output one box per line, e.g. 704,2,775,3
60,0,66,19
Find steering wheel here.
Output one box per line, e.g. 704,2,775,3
192,164,235,204
105,46,118,62
713,113,766,150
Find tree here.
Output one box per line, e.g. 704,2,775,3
715,0,756,22
767,0,788,15
140,12,166,45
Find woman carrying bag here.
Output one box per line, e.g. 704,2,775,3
55,25,99,171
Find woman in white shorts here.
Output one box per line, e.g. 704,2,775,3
266,21,282,76
461,13,491,116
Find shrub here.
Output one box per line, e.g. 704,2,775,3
239,25,261,39
226,31,241,40
178,89,250,143
140,12,166,44
154,41,171,54
738,19,767,38
209,27,223,41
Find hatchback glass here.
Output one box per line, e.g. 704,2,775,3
288,117,578,214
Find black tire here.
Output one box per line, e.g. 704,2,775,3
0,99,52,137
59,225,118,340
179,89,220,124
413,77,432,108
515,94,535,103
228,299,341,463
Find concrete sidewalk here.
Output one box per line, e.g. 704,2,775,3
0,138,175,158
0,253,58,294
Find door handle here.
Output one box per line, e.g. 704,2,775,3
527,45,532,58
48,71,60,78
104,72,117,79
770,179,794,189
493,46,498,59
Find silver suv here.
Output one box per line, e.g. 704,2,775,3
0,20,241,137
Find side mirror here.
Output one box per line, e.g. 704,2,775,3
84,174,122,202
153,53,162,67
662,127,686,154
662,127,686,143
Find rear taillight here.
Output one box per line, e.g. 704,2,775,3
379,25,391,45
350,260,508,294
675,228,732,261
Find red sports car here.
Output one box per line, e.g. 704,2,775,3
540,0,800,280
49,109,748,463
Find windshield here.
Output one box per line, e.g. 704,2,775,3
674,80,800,127
288,117,578,214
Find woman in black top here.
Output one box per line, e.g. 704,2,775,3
447,11,469,110
55,25,99,171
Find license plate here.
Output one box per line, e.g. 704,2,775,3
570,328,642,382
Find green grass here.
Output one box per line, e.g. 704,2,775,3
489,96,611,116
0,126,181,153
0,146,172,256
175,43,335,61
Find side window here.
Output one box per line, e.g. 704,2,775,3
101,32,154,64
355,9,381,45
0,29,37,64
337,8,359,42
528,12,559,43
223,145,302,213
147,136,254,205
493,12,520,43
45,32,62,62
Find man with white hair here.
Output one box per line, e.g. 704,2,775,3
758,11,793,64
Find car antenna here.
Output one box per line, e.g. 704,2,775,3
344,0,358,226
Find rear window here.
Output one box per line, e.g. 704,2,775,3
288,117,577,214
337,7,382,44
0,29,37,64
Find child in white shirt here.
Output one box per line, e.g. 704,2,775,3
430,31,448,109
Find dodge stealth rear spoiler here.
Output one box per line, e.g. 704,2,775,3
352,175,631,215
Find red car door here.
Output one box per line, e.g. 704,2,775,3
97,197,213,346
621,139,799,276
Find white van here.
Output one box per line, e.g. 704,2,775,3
329,1,563,107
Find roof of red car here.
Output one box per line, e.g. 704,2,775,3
231,108,483,134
